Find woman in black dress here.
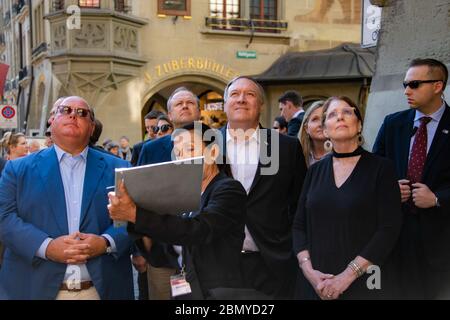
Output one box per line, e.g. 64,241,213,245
293,96,402,300
108,122,246,299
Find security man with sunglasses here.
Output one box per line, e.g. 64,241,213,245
0,96,134,300
373,58,450,299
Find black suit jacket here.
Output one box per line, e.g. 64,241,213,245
131,139,154,167
129,172,247,299
287,112,304,137
220,126,307,297
373,103,450,269
0,158,6,178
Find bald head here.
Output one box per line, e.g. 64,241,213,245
48,96,67,126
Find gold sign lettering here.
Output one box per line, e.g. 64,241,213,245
145,57,239,85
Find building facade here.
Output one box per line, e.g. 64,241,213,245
0,0,33,136
1,0,363,143
363,0,450,147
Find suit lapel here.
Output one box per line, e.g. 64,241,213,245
80,148,106,226
423,104,450,178
36,147,68,235
398,110,416,178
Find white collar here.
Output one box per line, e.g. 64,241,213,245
293,109,304,119
414,101,446,123
54,144,89,162
226,124,259,143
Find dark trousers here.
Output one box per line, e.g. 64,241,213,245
137,271,149,300
395,213,450,299
240,252,294,299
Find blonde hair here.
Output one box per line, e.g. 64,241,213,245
299,101,325,168
1,132,25,155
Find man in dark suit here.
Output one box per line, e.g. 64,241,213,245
0,96,133,300
373,58,450,299
222,77,307,299
278,90,305,137
130,110,163,166
137,87,201,299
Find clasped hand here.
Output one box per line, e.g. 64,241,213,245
46,232,108,264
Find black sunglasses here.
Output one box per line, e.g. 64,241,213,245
57,105,92,118
403,80,443,89
153,124,173,134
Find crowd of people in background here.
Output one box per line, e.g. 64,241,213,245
0,58,449,300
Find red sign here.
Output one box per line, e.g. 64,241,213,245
1,105,15,119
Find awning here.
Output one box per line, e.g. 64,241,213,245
253,43,375,84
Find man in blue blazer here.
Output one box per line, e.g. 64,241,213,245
0,96,133,300
373,58,450,299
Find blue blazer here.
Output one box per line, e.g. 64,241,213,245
0,147,134,300
137,134,173,165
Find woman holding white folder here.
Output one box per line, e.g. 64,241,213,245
108,122,247,299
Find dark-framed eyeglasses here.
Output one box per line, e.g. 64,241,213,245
145,125,157,132
403,80,443,89
153,124,173,134
57,105,92,118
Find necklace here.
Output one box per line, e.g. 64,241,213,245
332,146,364,158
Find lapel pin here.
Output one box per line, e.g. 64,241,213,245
443,129,449,135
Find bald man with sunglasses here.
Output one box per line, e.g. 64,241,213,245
0,96,134,300
373,58,450,299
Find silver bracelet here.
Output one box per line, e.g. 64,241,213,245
348,260,365,277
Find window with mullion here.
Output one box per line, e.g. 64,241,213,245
209,0,240,30
249,0,278,33
250,0,277,20
79,0,100,8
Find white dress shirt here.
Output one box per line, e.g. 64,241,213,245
226,126,260,252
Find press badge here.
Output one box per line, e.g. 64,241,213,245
170,273,192,297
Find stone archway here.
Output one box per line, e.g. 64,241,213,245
139,74,229,138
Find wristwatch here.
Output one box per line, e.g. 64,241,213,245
102,236,112,254
436,196,441,207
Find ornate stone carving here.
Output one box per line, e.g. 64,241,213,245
73,23,106,48
114,25,138,53
53,23,66,50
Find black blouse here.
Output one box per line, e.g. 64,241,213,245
293,150,402,299
128,171,247,299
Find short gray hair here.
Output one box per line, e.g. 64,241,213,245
167,87,200,111
223,76,266,106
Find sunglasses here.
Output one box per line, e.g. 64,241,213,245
153,124,173,134
57,105,92,118
403,80,442,89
